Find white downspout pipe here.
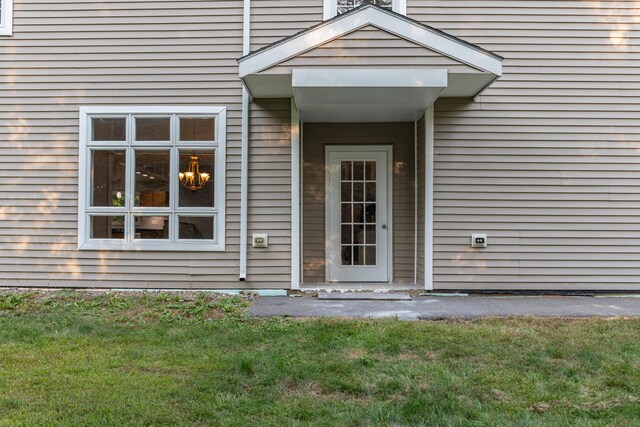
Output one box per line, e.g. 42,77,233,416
414,120,418,284
239,0,251,281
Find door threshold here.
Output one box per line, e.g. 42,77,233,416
300,283,421,292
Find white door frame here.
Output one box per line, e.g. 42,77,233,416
325,145,393,283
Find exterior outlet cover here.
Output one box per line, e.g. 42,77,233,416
252,233,268,248
471,233,488,248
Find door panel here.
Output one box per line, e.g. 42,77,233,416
326,147,391,282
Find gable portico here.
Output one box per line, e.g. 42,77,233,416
238,5,503,289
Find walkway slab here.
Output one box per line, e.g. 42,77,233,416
249,296,640,321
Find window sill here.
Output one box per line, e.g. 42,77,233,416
78,240,225,252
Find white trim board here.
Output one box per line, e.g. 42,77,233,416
0,0,13,36
239,5,502,78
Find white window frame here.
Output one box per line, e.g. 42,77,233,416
323,0,406,20
0,0,13,36
78,106,227,252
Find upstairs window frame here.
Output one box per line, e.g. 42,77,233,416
323,0,406,20
0,0,13,36
78,106,227,252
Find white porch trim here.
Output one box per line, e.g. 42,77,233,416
239,5,502,78
424,106,435,290
291,99,301,289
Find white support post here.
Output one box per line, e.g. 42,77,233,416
291,99,301,289
425,106,435,290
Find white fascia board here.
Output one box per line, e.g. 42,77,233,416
292,68,447,89
239,7,502,78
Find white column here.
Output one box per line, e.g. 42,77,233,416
425,106,434,290
291,99,301,289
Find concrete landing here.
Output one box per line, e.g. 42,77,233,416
249,296,640,321
318,291,411,301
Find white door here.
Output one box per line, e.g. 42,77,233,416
326,146,392,282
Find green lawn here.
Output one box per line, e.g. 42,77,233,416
0,291,638,426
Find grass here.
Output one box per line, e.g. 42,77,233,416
0,290,638,426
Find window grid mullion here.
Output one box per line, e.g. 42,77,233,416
125,114,135,243
170,114,179,243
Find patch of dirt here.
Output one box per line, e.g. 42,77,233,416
530,402,550,413
491,389,513,403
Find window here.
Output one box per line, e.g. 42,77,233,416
78,107,226,251
0,0,13,36
324,0,405,19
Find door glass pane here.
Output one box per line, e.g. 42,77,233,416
353,203,364,223
341,161,351,180
365,161,376,180
341,246,352,266
341,182,351,202
179,150,215,207
135,150,170,207
91,150,126,207
365,224,376,244
179,216,214,240
341,203,351,223
353,225,365,244
365,182,376,202
134,216,169,239
353,246,365,265
92,118,126,141
339,158,377,268
341,225,352,244
353,161,364,180
353,182,364,202
365,246,376,266
135,117,170,141
91,216,125,239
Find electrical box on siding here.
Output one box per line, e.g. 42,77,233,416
471,233,488,248
252,234,268,248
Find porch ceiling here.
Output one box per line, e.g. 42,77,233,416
292,69,447,122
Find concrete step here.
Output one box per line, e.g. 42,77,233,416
318,291,411,301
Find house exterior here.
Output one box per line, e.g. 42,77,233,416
1,0,639,291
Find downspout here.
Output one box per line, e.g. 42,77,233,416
413,120,418,284
239,0,251,281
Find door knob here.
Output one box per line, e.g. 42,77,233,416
381,224,387,230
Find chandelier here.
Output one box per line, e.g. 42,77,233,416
178,156,210,191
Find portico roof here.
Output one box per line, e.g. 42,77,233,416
238,5,503,122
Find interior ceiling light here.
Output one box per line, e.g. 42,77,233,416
179,155,210,191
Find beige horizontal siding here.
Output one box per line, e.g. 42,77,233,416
407,0,640,290
247,99,292,285
0,0,289,289
302,123,416,284
264,25,483,74
250,0,323,51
